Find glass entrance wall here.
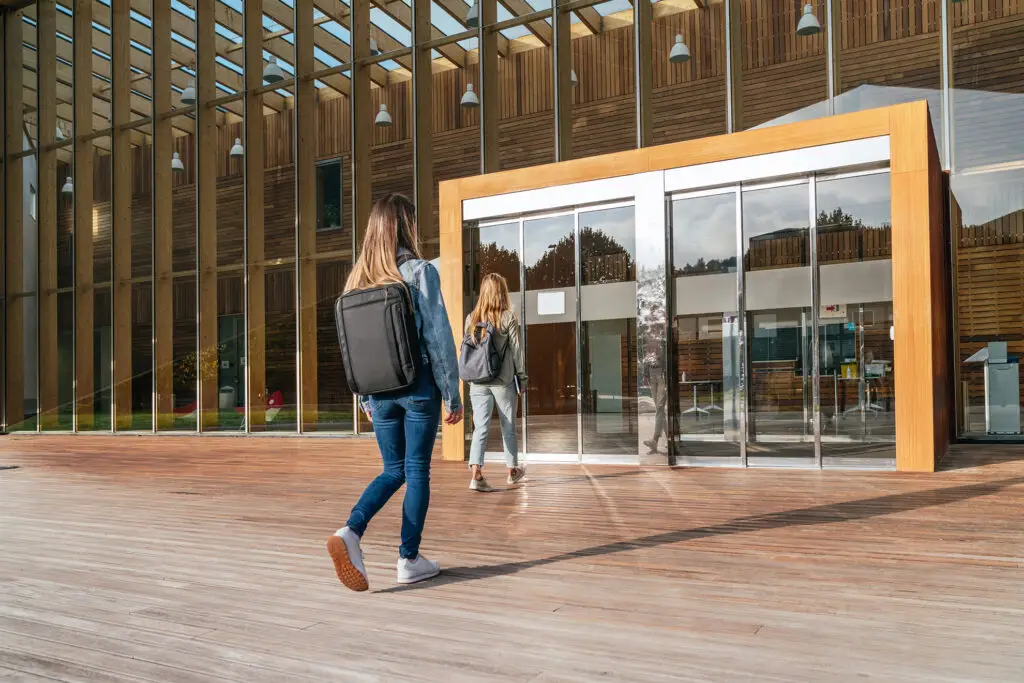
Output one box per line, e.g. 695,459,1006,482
461,161,894,468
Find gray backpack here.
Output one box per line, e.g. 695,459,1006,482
458,323,507,383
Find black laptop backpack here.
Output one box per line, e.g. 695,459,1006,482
334,255,421,395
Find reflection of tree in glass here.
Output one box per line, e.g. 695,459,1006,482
477,241,520,290
525,228,635,288
675,255,738,276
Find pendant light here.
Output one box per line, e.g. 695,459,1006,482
263,56,285,84
796,3,821,36
61,176,74,195
461,83,479,108
669,34,691,64
571,69,578,87
180,78,197,106
229,137,244,158
375,103,392,127
171,151,185,173
466,2,479,28
370,37,380,56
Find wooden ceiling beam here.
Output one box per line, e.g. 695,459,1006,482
499,0,553,45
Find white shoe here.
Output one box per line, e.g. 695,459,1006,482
396,554,441,585
327,527,369,592
469,477,495,492
507,467,527,485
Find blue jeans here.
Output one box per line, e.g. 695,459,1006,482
347,373,441,560
468,382,519,468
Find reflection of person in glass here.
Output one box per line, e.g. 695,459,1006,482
644,361,668,455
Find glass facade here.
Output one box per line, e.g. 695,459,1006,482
1,0,1021,442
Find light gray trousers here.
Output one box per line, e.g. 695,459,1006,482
468,382,519,468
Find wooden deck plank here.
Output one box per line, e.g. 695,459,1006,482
0,436,1021,681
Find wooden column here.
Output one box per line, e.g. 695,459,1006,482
245,0,266,430
196,0,219,429
73,0,95,431
553,0,573,161
890,102,948,472
351,0,372,433
296,0,318,430
351,0,372,250
634,0,654,148
111,0,133,431
152,0,174,430
412,0,435,254
439,180,465,461
37,0,59,430
726,0,743,133
3,11,25,430
479,0,499,174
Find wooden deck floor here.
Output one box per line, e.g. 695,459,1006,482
0,436,1022,682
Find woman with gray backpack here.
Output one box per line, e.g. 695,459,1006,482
459,273,528,492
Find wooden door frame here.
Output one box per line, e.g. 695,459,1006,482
438,102,948,472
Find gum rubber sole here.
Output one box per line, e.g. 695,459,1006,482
327,535,369,592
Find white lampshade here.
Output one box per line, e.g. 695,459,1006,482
375,103,392,127
56,126,66,141
180,79,197,106
229,137,244,158
171,152,185,172
466,2,479,28
61,176,73,195
571,69,578,87
263,57,285,83
796,3,821,36
461,83,479,108
669,34,691,64
370,37,380,56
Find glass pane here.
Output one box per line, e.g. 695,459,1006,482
261,87,297,433
465,222,524,457
952,168,1024,438
315,258,354,432
524,214,577,457
835,2,942,163
651,0,728,145
170,117,197,431
671,192,741,460
88,135,114,432
131,130,154,430
742,183,814,459
579,206,637,459
210,115,245,432
741,1,828,130
816,173,896,463
571,1,636,159
951,4,1024,174
500,42,554,170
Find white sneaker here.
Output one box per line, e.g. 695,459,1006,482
396,554,441,585
327,527,369,592
507,467,527,485
469,477,495,492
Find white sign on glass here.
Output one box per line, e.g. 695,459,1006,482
819,303,847,319
537,291,566,316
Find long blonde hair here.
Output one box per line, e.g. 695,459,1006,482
345,193,422,293
467,273,512,338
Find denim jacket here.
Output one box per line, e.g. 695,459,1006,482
359,249,462,416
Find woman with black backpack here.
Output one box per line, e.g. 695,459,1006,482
327,194,463,591
463,273,527,492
